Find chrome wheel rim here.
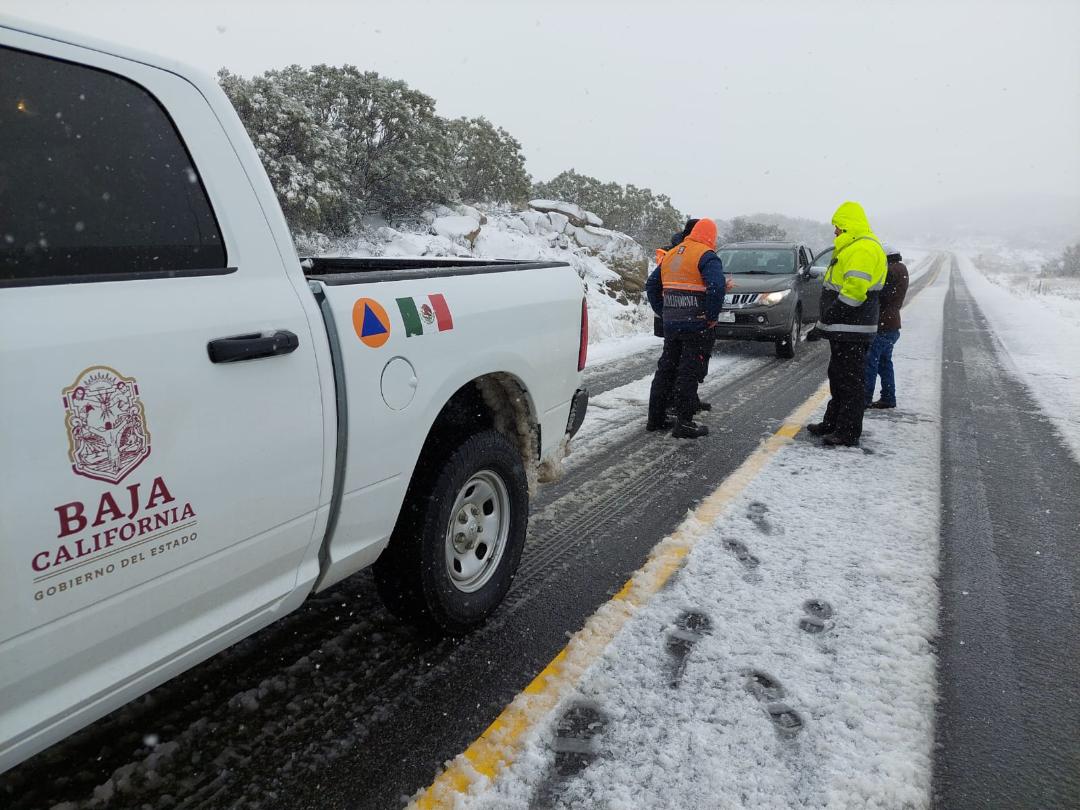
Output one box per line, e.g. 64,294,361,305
791,317,800,345
445,470,511,593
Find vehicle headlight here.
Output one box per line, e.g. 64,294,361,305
760,289,791,306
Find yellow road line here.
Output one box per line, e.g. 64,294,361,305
410,384,831,809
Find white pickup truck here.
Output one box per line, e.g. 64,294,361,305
0,20,589,773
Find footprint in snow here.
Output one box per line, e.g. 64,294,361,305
530,701,608,809
744,670,804,738
799,599,834,634
723,538,760,569
666,610,712,688
745,669,785,702
746,501,776,534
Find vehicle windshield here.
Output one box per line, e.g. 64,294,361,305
717,248,796,275
811,248,834,268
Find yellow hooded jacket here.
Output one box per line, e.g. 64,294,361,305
819,201,887,341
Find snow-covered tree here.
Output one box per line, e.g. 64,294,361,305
532,170,684,249
219,69,348,233
719,213,832,252
1042,242,1080,277
222,65,466,230
447,117,530,205
722,217,788,244
269,64,457,224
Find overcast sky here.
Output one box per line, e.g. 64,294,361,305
5,0,1079,230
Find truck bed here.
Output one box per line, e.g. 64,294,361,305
301,256,569,285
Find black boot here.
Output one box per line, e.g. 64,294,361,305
646,415,675,432
694,400,712,413
672,420,709,439
806,422,832,436
868,400,896,409
822,432,859,447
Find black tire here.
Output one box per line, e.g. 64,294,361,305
373,429,529,634
775,307,801,359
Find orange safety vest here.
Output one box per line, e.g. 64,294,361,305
660,241,709,292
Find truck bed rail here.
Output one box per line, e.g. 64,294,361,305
301,257,569,285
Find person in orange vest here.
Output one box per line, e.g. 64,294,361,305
652,218,698,338
652,218,718,413
645,218,726,439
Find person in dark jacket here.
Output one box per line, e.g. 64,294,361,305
645,218,725,439
652,218,715,414
864,245,909,408
805,201,887,447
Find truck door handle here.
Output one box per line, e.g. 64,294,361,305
207,330,299,364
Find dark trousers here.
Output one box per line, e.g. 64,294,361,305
822,340,869,442
699,331,717,383
648,331,710,423
864,330,900,405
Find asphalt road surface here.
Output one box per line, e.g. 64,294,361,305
1,260,960,810
933,261,1080,809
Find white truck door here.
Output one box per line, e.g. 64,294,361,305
0,34,325,767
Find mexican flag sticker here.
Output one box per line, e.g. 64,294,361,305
396,294,454,338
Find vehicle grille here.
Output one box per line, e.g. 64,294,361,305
724,293,760,308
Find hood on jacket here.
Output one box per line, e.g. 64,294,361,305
669,217,700,249
832,201,878,253
687,218,718,250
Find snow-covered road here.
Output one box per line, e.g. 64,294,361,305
437,262,948,810
956,253,1080,462
934,260,1080,808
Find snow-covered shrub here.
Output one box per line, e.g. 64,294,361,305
531,169,684,250
1042,242,1080,278
220,67,533,234
447,117,531,206
721,216,788,243
219,70,348,233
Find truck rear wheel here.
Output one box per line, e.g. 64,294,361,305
373,429,528,634
775,307,801,359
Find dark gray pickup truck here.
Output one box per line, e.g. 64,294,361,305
713,241,823,358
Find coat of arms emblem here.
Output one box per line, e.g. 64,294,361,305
62,366,151,484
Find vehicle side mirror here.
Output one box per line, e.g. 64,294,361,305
808,266,825,278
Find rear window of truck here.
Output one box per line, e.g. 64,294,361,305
0,45,227,285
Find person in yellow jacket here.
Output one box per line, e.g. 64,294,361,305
805,201,887,446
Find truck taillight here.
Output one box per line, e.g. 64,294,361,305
578,297,588,371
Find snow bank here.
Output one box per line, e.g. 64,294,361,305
431,214,481,241
584,333,659,368
299,201,651,344
959,252,1080,461
453,267,950,809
